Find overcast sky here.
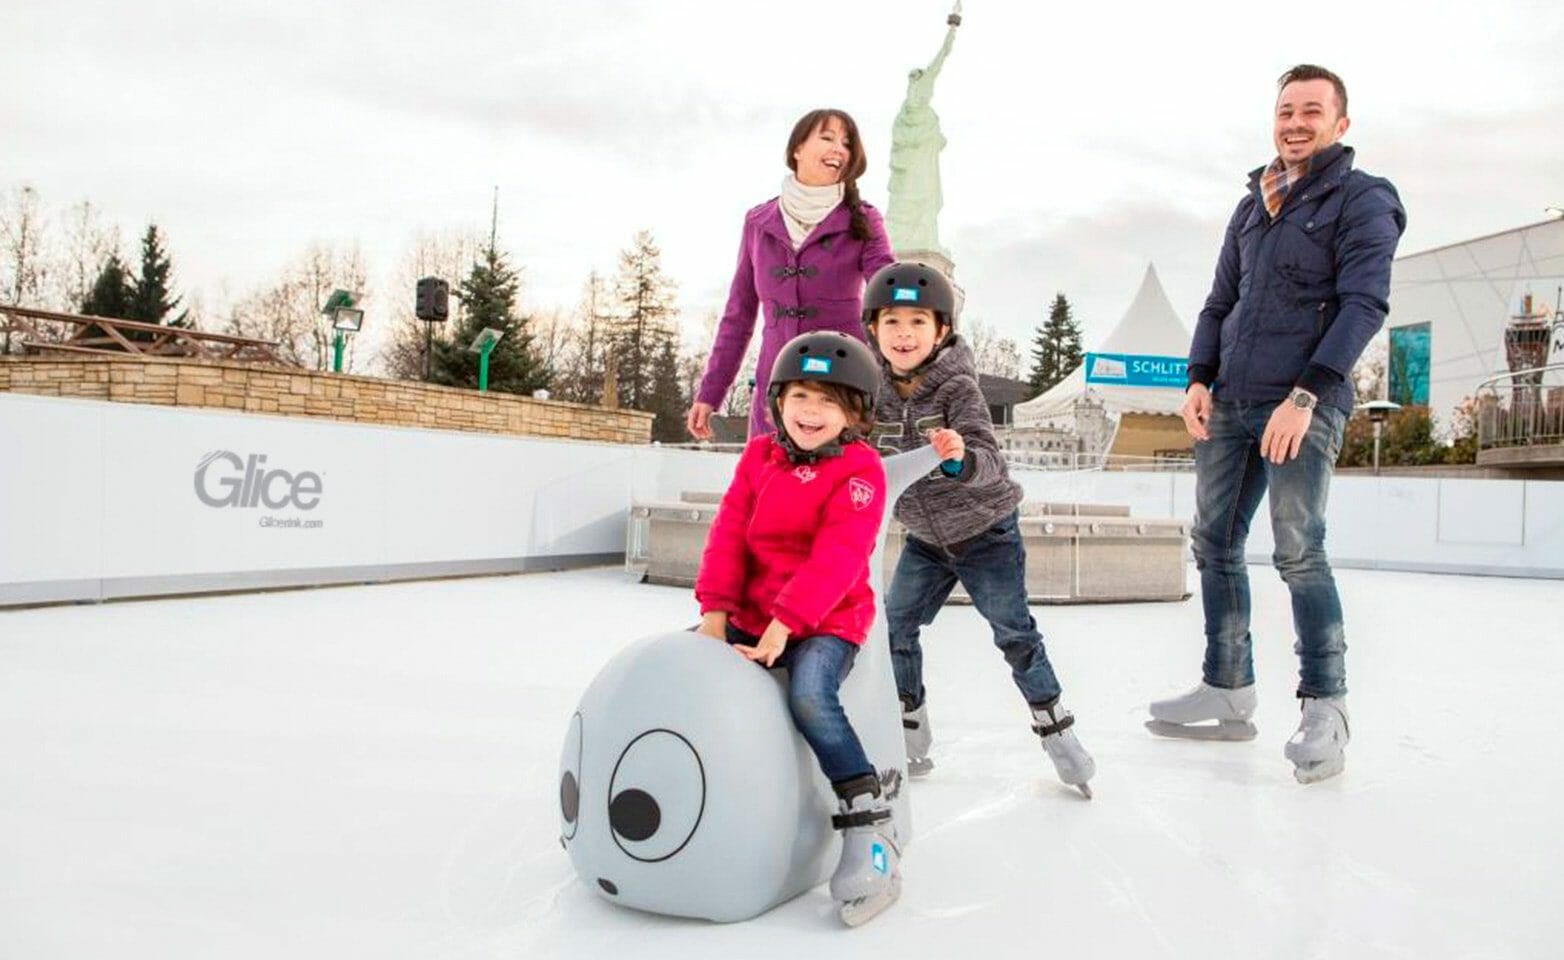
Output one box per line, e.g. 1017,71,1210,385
5,0,1562,364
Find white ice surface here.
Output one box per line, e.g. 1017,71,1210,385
3,566,1562,959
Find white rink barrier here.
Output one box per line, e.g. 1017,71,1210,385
4,392,1560,607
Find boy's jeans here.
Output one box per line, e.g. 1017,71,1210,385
1192,399,1348,699
725,626,873,784
886,511,1062,708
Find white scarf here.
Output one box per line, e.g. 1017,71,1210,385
778,176,844,250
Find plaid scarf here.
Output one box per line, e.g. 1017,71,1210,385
1259,156,1311,219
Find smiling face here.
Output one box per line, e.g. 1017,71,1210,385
790,115,852,187
871,306,945,376
779,380,850,451
1273,77,1349,170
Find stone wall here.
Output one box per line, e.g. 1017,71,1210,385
0,356,652,444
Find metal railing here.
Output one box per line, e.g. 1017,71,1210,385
1475,365,1564,451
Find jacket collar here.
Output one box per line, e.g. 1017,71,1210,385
759,199,852,252
1247,144,1353,210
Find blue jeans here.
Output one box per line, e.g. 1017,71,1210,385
725,625,873,785
886,511,1062,708
1192,399,1348,699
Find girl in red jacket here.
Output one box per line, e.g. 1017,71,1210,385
694,331,900,925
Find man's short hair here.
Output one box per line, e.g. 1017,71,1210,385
1277,64,1348,118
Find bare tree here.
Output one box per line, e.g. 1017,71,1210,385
1353,338,1388,404
377,230,478,380
0,184,50,352
56,200,121,314
549,270,616,404
228,242,370,371
963,316,1023,380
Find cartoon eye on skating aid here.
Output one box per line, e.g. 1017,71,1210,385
607,729,705,862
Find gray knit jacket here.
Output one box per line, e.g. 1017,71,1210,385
869,337,1022,548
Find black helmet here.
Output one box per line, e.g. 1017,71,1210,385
861,261,957,334
766,331,880,461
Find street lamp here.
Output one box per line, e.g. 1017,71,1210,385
468,327,505,393
1361,399,1401,475
321,289,364,373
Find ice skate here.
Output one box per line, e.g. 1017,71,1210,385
1145,682,1258,741
1285,695,1349,783
829,773,902,927
1030,697,1095,799
901,695,934,778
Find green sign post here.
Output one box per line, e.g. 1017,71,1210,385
469,327,505,393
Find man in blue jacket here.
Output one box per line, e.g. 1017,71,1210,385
1147,65,1406,784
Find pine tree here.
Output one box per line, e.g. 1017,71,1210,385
428,219,549,395
1028,292,1083,394
81,254,133,319
610,230,679,411
128,224,187,327
649,337,688,442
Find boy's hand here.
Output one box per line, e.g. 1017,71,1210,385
738,618,789,667
928,427,965,463
696,611,728,640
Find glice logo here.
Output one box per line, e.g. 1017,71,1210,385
194,451,323,510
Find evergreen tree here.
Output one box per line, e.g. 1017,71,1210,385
429,229,550,394
127,224,187,327
1028,292,1083,394
649,338,688,442
81,253,133,319
610,230,679,411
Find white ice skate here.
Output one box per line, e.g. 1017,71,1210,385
829,774,902,927
901,696,934,778
1145,682,1259,741
1030,698,1095,799
1285,695,1349,784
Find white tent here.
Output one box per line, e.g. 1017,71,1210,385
1013,264,1192,425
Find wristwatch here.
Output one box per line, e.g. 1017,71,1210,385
1288,387,1318,411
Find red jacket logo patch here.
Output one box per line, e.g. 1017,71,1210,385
848,477,875,511
793,465,818,484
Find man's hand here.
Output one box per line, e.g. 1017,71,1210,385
696,610,728,640
1260,401,1314,464
1181,383,1213,441
928,427,965,463
738,617,790,667
686,402,715,440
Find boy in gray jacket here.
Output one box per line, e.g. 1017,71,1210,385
863,262,1095,798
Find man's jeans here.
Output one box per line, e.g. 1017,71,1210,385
1192,399,1348,699
886,511,1062,708
725,625,873,784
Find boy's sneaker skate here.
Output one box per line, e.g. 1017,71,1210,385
829,773,902,927
1285,695,1349,784
901,695,934,778
1030,697,1096,799
1145,682,1258,741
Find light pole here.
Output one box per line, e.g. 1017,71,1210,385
1361,399,1401,475
468,327,504,393
321,289,363,373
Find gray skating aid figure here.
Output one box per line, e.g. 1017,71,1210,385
558,446,939,923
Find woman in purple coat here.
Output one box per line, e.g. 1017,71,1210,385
686,108,896,440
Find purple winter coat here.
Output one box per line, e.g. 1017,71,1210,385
697,198,895,437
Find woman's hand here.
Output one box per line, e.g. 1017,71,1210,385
686,402,715,440
696,611,728,640
738,618,790,667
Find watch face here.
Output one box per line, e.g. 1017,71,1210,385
1293,392,1313,409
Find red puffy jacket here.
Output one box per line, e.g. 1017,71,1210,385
695,435,887,645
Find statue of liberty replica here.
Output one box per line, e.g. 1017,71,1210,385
886,2,962,287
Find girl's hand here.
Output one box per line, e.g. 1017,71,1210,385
928,427,965,463
696,611,728,640
739,618,790,667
